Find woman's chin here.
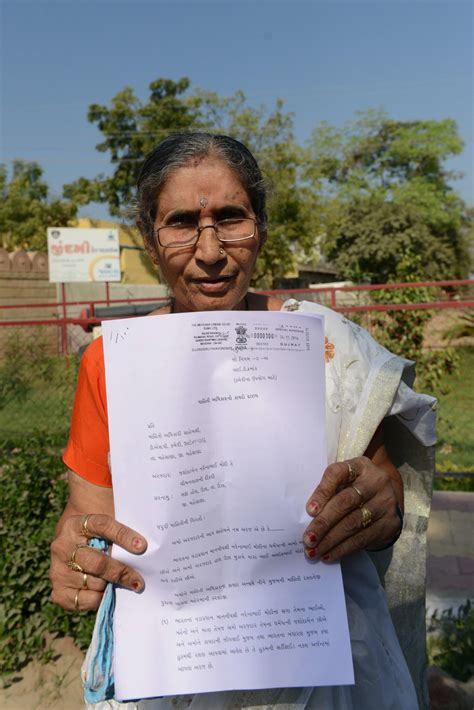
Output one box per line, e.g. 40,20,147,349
177,287,245,312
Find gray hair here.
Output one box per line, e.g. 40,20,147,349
136,132,267,253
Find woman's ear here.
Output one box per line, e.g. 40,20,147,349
137,217,160,267
146,242,160,267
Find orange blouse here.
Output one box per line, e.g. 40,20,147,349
63,337,113,487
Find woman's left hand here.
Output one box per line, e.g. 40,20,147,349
303,456,403,562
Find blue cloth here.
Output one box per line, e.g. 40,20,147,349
82,538,116,704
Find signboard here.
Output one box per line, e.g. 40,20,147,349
47,227,121,283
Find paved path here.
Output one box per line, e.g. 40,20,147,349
426,490,474,612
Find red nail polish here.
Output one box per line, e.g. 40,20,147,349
133,538,143,550
306,548,317,559
132,580,142,592
307,532,317,544
308,501,319,514
322,554,331,561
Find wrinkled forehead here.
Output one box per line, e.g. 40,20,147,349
155,157,252,216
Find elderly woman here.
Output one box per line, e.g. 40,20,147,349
50,133,436,709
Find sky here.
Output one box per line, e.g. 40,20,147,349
1,0,473,219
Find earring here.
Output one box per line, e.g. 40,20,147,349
219,247,225,256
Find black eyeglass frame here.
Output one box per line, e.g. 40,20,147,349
154,218,262,249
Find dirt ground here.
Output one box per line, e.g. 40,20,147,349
0,637,84,710
423,309,472,349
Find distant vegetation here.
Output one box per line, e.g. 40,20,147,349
1,77,472,286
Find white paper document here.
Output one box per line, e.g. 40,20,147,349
102,310,353,701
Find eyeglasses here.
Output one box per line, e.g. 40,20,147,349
155,218,260,248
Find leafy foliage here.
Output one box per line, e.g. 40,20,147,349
63,77,321,286
0,328,79,412
434,474,474,492
4,82,471,287
306,109,471,283
0,161,78,251
0,436,94,678
428,599,474,681
369,250,458,393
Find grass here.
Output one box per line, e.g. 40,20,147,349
434,346,474,473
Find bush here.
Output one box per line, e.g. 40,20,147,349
434,473,474,492
370,250,458,394
0,328,55,408
0,328,80,438
0,436,94,678
428,600,474,681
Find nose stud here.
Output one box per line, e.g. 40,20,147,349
219,247,225,256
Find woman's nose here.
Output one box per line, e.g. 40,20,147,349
193,225,225,264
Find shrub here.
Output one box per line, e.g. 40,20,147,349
370,250,458,394
0,436,94,678
428,600,474,681
434,471,474,492
0,328,80,438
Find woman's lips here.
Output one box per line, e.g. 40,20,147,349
192,275,234,293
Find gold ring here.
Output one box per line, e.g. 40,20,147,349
67,560,84,573
351,484,363,504
80,514,93,539
74,589,81,612
66,543,89,573
347,463,357,483
82,573,89,590
72,543,89,564
360,506,373,528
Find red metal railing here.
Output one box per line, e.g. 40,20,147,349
1,279,473,356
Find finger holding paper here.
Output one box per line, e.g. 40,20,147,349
303,453,403,561
50,498,148,612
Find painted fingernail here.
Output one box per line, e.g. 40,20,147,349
306,548,317,559
308,501,319,514
133,538,144,551
322,554,331,561
132,580,143,592
305,532,317,546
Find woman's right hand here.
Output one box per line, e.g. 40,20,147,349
50,513,148,612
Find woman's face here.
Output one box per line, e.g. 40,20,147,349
151,158,261,312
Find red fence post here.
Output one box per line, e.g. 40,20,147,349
61,283,69,356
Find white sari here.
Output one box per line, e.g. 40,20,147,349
84,301,436,710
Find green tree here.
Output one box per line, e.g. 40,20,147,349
64,78,321,286
306,109,470,282
0,161,78,251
